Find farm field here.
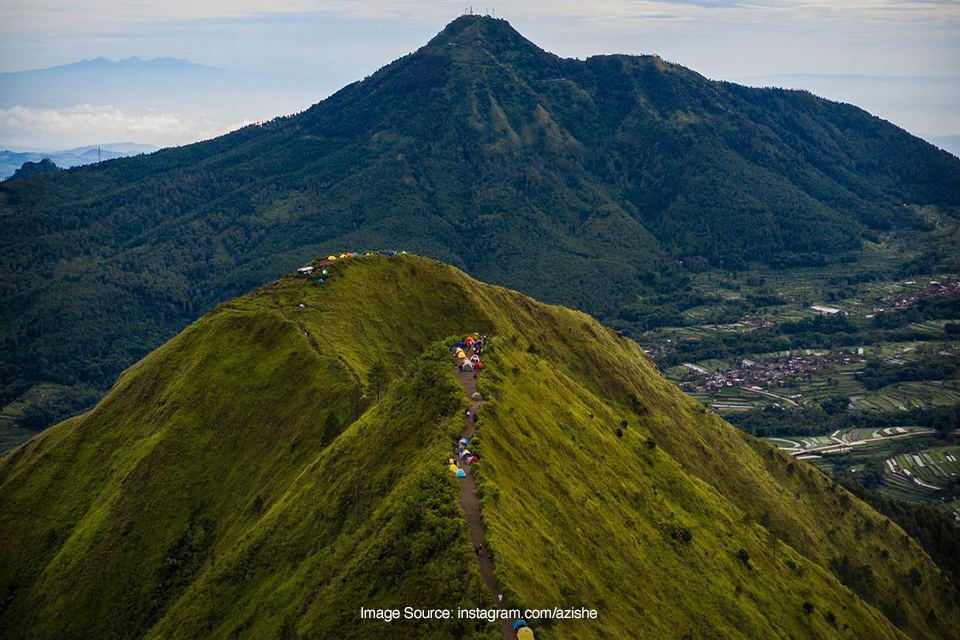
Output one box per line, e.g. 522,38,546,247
0,383,91,453
880,445,960,502
671,341,958,414
849,379,960,411
646,246,960,416
763,426,936,459
875,445,960,526
765,428,960,520
644,226,960,521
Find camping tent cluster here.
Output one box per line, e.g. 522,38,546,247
449,433,481,479
447,334,488,479
296,250,404,285
325,249,403,261
294,264,333,284
451,334,486,372
455,436,480,467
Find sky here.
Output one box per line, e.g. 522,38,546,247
0,0,958,149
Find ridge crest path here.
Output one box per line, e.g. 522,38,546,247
453,352,518,640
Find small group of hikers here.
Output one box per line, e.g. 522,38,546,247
473,542,492,560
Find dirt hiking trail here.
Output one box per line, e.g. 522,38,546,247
453,355,519,640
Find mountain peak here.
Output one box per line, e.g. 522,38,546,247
428,14,546,59
442,13,509,35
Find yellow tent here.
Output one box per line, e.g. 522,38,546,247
448,464,459,474
455,348,466,359
517,627,535,640
327,255,337,261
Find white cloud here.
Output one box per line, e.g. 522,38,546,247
0,104,248,148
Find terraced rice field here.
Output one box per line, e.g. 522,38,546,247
850,380,960,412
907,320,950,335
879,446,960,522
766,429,959,519
764,426,933,458
776,368,865,405
676,348,957,413
882,446,960,503
687,386,765,411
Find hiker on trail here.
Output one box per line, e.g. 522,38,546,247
465,409,471,419
497,593,503,604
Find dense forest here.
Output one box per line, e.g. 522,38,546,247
2,15,959,429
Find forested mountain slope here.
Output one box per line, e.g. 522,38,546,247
2,14,958,430
0,255,956,640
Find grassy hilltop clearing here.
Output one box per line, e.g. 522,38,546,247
1,254,957,640
2,14,959,434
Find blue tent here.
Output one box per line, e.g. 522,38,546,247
316,278,325,284
452,341,468,350
459,437,469,446
456,469,467,478
513,619,528,630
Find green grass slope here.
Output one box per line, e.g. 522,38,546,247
0,254,956,640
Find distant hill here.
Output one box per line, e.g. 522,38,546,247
8,157,60,180
0,57,276,110
0,56,327,148
0,143,157,179
0,254,955,640
1,14,958,432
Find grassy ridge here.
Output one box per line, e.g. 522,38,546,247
476,349,897,638
0,259,495,639
0,254,956,639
